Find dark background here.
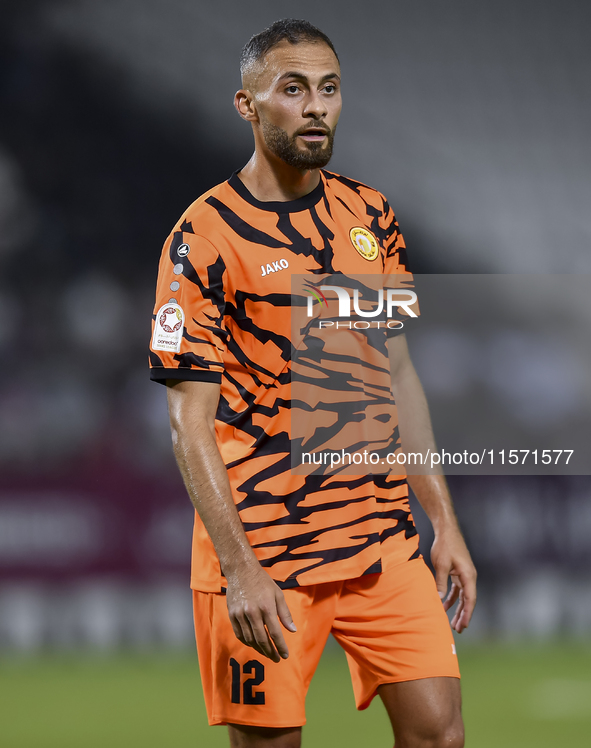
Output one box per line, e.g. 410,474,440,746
0,0,590,649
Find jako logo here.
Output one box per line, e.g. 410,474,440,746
261,258,289,277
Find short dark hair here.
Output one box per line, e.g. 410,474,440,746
240,19,339,78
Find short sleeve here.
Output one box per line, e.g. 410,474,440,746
380,200,420,338
149,229,228,385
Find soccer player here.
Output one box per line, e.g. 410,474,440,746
149,19,476,748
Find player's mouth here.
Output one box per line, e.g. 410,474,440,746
297,127,329,142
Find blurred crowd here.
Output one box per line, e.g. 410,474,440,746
0,2,237,475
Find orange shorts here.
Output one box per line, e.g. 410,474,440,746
192,557,460,728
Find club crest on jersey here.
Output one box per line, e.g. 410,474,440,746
152,302,184,353
261,258,289,277
350,227,379,261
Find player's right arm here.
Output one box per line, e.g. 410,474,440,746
166,379,296,662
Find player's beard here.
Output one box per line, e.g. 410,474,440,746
261,120,336,169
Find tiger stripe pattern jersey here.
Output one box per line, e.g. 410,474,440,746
149,170,420,591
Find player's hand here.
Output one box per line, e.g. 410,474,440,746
430,526,477,633
225,565,297,663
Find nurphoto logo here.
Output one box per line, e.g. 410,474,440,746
304,283,418,330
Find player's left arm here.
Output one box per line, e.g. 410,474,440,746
388,333,477,633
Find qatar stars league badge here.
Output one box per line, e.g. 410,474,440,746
152,302,185,353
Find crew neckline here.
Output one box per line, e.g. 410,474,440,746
228,170,326,213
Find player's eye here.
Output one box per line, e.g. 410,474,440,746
285,85,300,94
323,84,336,94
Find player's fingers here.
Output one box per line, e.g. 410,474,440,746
443,581,460,611
450,587,465,631
235,613,257,649
249,614,280,662
230,613,249,646
275,590,297,633
435,564,450,601
450,568,476,631
456,575,477,631
263,609,290,660
237,614,275,660
460,598,476,629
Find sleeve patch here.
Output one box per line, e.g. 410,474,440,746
152,303,185,353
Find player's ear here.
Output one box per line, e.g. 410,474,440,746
234,89,258,122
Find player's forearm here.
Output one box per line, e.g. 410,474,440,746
167,388,259,580
406,473,460,536
172,426,258,577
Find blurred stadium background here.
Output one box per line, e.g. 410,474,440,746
0,1,590,746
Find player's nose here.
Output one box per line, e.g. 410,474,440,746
302,92,327,120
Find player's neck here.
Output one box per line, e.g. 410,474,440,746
237,154,321,203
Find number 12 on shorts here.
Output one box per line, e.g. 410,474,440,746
230,658,266,705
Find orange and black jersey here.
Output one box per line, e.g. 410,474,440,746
149,170,420,591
